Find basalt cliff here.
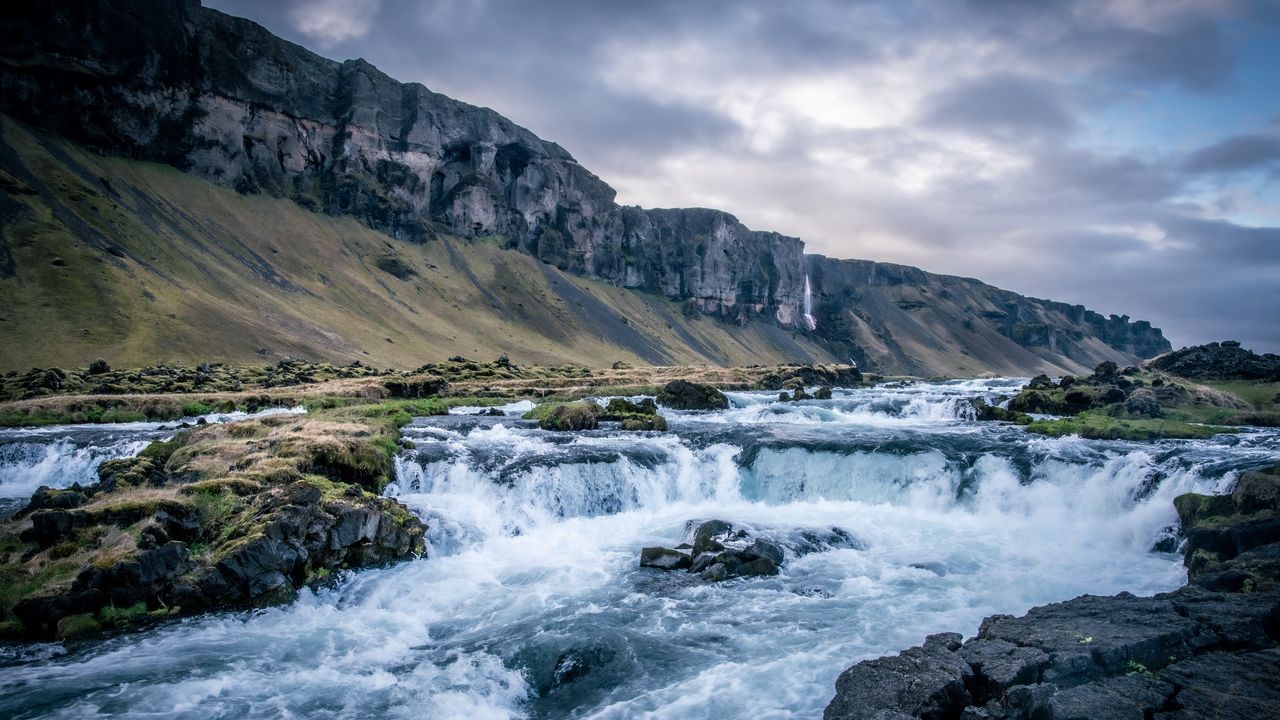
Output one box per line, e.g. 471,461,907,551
0,0,1169,374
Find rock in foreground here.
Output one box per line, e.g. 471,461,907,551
823,463,1280,720
0,416,426,640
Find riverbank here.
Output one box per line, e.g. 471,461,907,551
823,462,1280,719
0,363,863,639
0,359,867,426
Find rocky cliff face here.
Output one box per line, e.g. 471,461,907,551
0,0,1169,371
0,0,805,327
807,256,1170,375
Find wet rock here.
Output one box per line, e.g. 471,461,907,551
759,365,863,391
1156,649,1280,718
959,639,1049,698
736,556,779,577
976,593,1213,687
691,519,739,554
1044,674,1172,720
815,386,834,400
639,546,691,571
824,633,972,720
656,380,729,411
17,487,89,516
742,538,784,566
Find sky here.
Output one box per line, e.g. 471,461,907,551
205,0,1280,352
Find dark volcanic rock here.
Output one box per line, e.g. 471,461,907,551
656,381,729,411
1156,649,1280,718
1145,341,1280,381
642,520,855,584
639,546,691,571
824,633,972,720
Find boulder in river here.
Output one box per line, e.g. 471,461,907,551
656,380,729,411
640,520,859,583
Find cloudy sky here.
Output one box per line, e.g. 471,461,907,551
206,0,1280,352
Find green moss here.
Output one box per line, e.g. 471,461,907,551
190,489,242,528
0,620,26,640
1025,412,1232,440
181,401,215,417
56,613,101,640
98,601,148,628
538,402,600,431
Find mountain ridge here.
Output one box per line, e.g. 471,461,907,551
0,0,1170,374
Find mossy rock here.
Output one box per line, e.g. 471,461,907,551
56,613,101,640
539,402,600,431
1174,493,1237,528
620,414,668,431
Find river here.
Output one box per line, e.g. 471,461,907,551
1,379,1276,719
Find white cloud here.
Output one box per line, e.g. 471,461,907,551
289,0,381,47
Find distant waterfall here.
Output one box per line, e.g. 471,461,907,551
802,274,817,330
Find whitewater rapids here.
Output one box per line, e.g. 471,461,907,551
1,380,1277,719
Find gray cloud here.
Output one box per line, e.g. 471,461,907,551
1184,133,1280,174
921,74,1076,141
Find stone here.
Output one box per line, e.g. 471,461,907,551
1155,649,1280,719
656,381,729,411
691,519,738,554
824,633,972,720
1044,674,1171,720
639,547,691,571
736,556,779,577
742,538,785,566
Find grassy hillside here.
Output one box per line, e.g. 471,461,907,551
0,116,834,371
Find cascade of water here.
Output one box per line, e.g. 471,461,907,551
802,274,817,330
3,381,1274,720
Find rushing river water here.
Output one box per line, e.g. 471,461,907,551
1,380,1278,719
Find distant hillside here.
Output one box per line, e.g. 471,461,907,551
0,0,1170,375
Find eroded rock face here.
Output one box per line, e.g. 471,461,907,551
0,1,1173,366
0,1,807,328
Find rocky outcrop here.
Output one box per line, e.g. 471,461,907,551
0,0,1170,374
806,256,1170,375
0,416,426,640
656,380,729,411
823,464,1280,719
640,519,863,582
0,1,806,328
1145,341,1280,382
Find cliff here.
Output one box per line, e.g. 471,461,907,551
0,0,1170,374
